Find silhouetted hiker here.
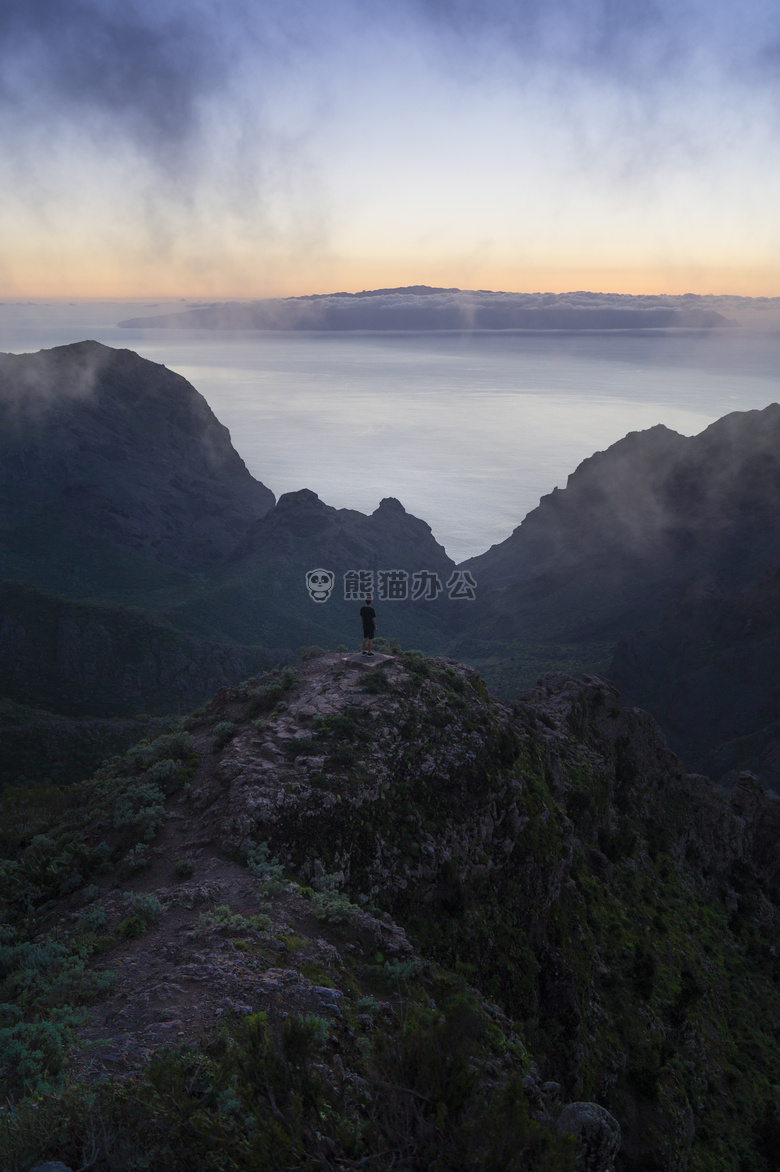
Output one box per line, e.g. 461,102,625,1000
360,596,377,656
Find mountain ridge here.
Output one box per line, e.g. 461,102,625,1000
3,652,780,1170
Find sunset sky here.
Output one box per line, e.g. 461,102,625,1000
1,0,779,300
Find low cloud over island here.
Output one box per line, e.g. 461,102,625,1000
118,286,760,331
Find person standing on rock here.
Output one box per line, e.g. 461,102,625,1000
360,595,377,656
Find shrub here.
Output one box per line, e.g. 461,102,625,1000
314,713,362,741
212,722,236,752
199,905,271,933
373,637,401,654
285,737,319,759
75,906,106,931
116,842,151,879
312,875,361,925
245,669,299,717
299,646,327,660
145,758,186,793
246,843,285,896
123,892,162,923
118,914,147,940
173,858,194,879
0,1009,84,1097
125,732,196,775
112,779,166,841
330,744,357,767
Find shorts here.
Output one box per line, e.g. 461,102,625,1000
362,626,374,638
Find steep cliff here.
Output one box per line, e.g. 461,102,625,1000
0,341,274,596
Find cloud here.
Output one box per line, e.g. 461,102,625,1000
402,0,780,88
4,0,778,166
2,1,780,295
0,340,112,421
0,0,234,161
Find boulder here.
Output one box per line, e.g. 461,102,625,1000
556,1101,621,1171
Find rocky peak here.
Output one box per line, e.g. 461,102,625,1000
375,496,406,513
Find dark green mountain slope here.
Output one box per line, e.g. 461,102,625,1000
0,578,283,719
0,696,169,792
610,570,780,786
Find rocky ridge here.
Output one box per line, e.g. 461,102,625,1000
3,653,780,1170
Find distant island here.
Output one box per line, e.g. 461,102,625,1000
119,285,743,331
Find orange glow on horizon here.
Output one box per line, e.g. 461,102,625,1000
1,233,778,303
3,261,779,303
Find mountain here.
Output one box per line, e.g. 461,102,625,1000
118,287,737,331
162,488,462,650
0,341,274,597
3,652,780,1171
463,404,780,643
5,339,780,788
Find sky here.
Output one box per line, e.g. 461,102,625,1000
1,0,780,300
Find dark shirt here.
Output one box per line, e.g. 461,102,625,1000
360,606,376,629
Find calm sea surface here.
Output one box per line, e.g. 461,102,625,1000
2,303,779,561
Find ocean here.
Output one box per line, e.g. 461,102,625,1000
1,302,779,562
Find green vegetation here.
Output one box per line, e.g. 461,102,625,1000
198,904,272,934
245,841,286,896
0,697,170,794
311,874,362,925
0,986,575,1172
211,721,236,751
3,651,780,1170
0,728,199,1100
449,638,615,700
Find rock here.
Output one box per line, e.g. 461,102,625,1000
28,1163,75,1172
556,1102,621,1171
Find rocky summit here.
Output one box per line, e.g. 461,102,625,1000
2,651,780,1171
